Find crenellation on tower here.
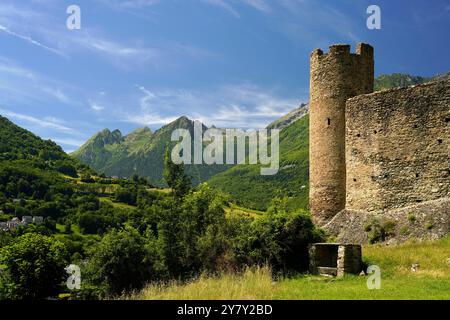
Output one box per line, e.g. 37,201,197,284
310,48,324,60
328,44,351,55
309,43,374,226
309,42,449,240
356,43,374,57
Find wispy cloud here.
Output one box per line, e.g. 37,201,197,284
0,108,75,133
0,57,35,79
51,137,86,148
276,0,361,47
0,107,90,152
70,32,160,68
88,100,105,112
201,0,240,18
122,83,303,129
0,24,65,57
201,0,271,18
124,85,178,125
39,86,71,104
240,0,271,14
97,0,159,9
0,56,78,106
0,2,213,70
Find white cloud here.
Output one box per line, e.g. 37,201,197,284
126,114,179,126
240,0,271,14
88,100,105,112
276,0,362,47
0,56,78,106
0,108,75,133
98,0,160,9
201,0,240,18
72,33,160,67
201,0,271,17
122,83,303,129
0,24,65,57
39,86,71,104
51,137,86,148
0,2,215,70
0,57,35,79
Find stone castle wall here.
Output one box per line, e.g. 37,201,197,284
309,43,374,225
345,79,450,212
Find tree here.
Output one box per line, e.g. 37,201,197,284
114,187,136,205
56,162,78,178
85,227,153,296
250,210,324,272
64,220,72,234
0,233,68,299
78,212,105,234
163,146,191,199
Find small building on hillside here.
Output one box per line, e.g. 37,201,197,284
33,216,44,224
22,216,33,225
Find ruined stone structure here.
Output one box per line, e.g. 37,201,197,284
346,80,450,211
309,43,374,225
309,43,450,242
309,243,362,277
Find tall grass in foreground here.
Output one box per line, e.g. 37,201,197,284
132,236,450,300
132,267,274,300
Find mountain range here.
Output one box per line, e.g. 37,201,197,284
72,116,234,186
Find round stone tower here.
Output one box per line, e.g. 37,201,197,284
309,43,374,226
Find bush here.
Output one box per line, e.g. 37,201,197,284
365,218,396,244
114,187,137,205
85,227,153,296
56,162,78,178
249,210,324,272
0,233,68,299
78,212,107,234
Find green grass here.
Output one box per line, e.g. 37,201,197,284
224,203,264,219
135,236,450,300
54,223,101,243
99,197,136,210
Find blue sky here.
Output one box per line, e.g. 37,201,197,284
0,0,449,152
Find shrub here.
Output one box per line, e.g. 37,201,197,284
249,210,324,272
365,218,396,244
407,213,416,223
56,162,78,178
114,187,137,205
85,227,153,296
0,233,68,299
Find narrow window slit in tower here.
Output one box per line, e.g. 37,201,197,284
327,118,331,126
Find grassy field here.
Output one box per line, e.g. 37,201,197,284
224,203,264,219
134,236,450,300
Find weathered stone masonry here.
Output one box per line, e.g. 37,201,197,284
346,80,450,212
309,43,374,225
309,43,449,242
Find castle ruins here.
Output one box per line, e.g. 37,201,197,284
309,43,449,242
